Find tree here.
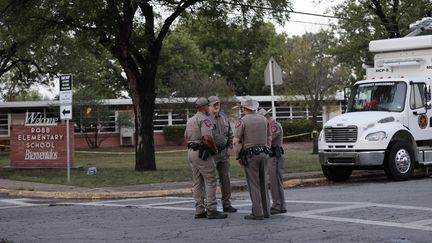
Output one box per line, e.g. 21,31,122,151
1,1,128,102
72,90,116,149
178,15,287,95
157,29,235,110
328,0,432,79
0,2,49,101
6,0,292,171
280,31,350,154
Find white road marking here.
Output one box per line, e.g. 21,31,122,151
3,198,432,231
0,199,49,210
406,218,432,226
295,204,369,215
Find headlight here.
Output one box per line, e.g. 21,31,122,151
365,131,387,141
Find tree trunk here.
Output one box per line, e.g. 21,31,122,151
133,94,156,171
311,109,319,154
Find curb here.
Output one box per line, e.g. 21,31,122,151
0,188,193,200
0,177,329,200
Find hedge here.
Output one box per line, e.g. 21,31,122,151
162,125,186,145
279,119,320,141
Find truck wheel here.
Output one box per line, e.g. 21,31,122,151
321,165,352,182
384,141,415,181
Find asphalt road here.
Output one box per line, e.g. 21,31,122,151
1,176,432,243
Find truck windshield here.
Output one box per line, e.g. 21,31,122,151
347,82,406,112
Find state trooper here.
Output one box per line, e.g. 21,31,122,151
233,98,271,220
258,108,287,214
208,96,237,213
184,97,228,219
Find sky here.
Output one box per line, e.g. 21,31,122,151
280,0,341,36
38,0,342,99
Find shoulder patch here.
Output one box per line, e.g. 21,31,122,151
271,125,279,133
203,119,212,128
235,120,243,128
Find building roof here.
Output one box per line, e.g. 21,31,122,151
0,94,343,109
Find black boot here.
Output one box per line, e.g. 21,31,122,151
194,211,207,219
207,210,228,219
223,206,238,213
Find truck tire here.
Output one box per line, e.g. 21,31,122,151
321,165,352,182
384,141,415,181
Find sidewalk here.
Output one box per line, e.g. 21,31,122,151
0,171,386,200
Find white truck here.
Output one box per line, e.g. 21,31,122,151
318,18,432,181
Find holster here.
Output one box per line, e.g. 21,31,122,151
239,148,249,166
187,142,200,151
271,145,283,159
199,142,213,160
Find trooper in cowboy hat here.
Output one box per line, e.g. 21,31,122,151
258,108,287,215
233,97,272,220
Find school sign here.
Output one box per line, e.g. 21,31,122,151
10,112,74,168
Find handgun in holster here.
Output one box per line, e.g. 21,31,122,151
199,142,214,160
271,144,282,159
238,148,249,166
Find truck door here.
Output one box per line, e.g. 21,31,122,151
408,82,432,140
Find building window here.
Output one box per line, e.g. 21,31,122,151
0,113,9,136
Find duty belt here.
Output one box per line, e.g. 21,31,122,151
242,146,271,158
187,142,200,151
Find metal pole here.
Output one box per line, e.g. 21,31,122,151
66,119,70,183
269,60,276,121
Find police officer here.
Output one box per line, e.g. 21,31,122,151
258,108,287,214
208,96,237,213
233,98,271,220
184,97,228,219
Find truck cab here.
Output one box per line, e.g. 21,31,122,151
318,24,432,182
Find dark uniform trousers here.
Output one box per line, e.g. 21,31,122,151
213,150,232,208
244,152,271,217
188,149,218,213
268,156,286,211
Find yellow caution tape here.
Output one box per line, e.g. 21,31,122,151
75,149,188,155
283,130,319,139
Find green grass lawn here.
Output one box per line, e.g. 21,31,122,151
0,145,320,188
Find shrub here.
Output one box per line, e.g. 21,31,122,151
280,119,318,142
163,125,186,145
0,140,10,152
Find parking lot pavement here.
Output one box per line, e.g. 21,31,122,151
2,178,432,242
2,194,432,232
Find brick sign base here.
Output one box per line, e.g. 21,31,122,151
10,124,74,168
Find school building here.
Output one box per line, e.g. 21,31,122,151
0,95,344,149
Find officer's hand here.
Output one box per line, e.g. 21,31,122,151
237,159,244,166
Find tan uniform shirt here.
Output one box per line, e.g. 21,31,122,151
270,120,283,146
184,111,213,143
210,112,232,147
234,113,270,149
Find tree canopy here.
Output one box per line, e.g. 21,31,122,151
2,0,293,171
329,0,432,79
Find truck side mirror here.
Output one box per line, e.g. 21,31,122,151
426,86,432,101
423,86,431,111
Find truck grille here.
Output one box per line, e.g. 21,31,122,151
324,126,358,143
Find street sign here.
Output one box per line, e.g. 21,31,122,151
59,74,73,120
58,74,73,183
59,91,72,105
60,105,72,120
60,75,72,91
264,57,283,86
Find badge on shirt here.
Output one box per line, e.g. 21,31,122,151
235,120,243,128
271,125,279,133
203,119,212,128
